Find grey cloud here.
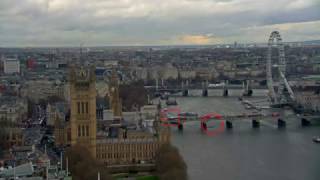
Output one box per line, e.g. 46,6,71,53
0,0,319,46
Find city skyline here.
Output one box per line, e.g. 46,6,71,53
0,0,319,47
0,29,320,179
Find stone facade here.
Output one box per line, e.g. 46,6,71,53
296,91,320,112
21,80,65,103
55,65,170,167
69,65,97,158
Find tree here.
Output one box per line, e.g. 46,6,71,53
65,145,113,180
155,144,188,180
27,98,36,118
119,81,148,111
47,95,64,103
0,118,17,156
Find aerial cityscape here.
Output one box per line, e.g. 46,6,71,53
0,0,320,180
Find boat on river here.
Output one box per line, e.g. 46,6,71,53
312,136,320,143
166,98,178,106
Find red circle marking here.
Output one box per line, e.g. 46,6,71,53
160,107,182,127
200,113,225,137
161,109,225,137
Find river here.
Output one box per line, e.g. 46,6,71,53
164,89,320,180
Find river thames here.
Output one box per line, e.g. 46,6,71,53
165,89,320,180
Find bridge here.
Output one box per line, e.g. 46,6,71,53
159,109,315,134
147,81,256,97
147,31,298,104
154,31,316,133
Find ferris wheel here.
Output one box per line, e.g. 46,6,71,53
266,31,295,105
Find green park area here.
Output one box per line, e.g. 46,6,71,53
136,175,159,180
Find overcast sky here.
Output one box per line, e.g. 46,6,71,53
0,0,319,46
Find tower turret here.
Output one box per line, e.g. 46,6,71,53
69,65,97,158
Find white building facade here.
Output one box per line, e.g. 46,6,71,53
4,58,20,74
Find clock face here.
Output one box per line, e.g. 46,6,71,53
77,68,88,80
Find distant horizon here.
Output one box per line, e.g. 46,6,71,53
1,39,320,49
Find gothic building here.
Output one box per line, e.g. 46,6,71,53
108,69,122,118
55,64,170,167
69,65,97,158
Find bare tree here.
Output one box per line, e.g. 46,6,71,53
65,145,113,180
156,144,188,180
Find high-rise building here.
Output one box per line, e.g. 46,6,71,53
26,58,36,70
3,57,20,74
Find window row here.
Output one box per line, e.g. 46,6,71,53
98,151,155,159
77,102,89,114
78,125,89,137
99,143,158,151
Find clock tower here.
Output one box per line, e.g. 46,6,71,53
69,65,97,158
108,69,122,118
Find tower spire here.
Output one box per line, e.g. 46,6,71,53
109,68,122,117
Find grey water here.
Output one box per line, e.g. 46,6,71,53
167,89,320,180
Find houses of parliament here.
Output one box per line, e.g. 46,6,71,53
54,64,170,167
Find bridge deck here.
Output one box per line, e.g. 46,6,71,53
161,113,303,123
